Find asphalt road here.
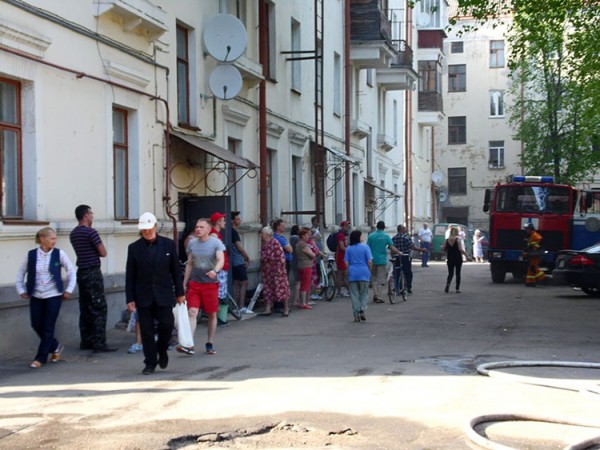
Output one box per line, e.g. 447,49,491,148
1,261,600,449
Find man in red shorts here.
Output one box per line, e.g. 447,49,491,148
335,221,351,297
180,218,225,355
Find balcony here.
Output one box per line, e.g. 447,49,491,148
376,39,417,90
94,0,167,41
350,0,396,69
377,133,395,152
417,91,444,125
350,119,370,139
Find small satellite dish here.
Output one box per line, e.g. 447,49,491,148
432,170,443,185
209,64,243,100
439,192,448,203
417,12,431,27
203,14,247,62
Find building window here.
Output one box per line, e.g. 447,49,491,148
448,167,467,195
220,0,246,26
291,155,302,211
448,64,466,92
451,41,464,53
490,90,505,117
489,141,505,169
228,138,241,210
448,116,466,145
265,2,277,80
418,60,440,93
490,40,505,68
0,78,22,218
316,37,323,107
333,52,341,116
113,107,129,219
291,18,301,92
176,24,190,126
334,167,343,225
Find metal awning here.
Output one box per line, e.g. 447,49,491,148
170,130,257,169
326,146,361,165
364,178,401,198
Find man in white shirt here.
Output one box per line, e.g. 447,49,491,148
417,223,433,267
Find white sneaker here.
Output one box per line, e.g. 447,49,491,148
308,301,316,306
310,294,321,300
239,307,247,314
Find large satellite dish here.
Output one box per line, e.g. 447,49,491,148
432,170,443,185
209,64,243,100
417,12,431,27
203,14,247,62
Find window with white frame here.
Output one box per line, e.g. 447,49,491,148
448,64,466,92
267,148,275,219
334,167,343,225
352,172,359,226
291,18,301,92
176,24,190,126
488,141,505,169
333,52,341,116
113,107,129,219
266,1,277,80
490,40,505,68
490,90,505,117
0,77,22,218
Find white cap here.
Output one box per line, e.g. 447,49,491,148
138,212,157,230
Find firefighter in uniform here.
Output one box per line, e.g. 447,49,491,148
523,223,546,287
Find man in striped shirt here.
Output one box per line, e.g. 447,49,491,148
70,205,116,353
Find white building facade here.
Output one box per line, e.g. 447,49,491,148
0,0,422,351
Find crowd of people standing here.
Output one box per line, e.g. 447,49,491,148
16,208,482,375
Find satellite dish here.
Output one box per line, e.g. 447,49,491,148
431,170,443,185
439,192,448,203
417,12,431,26
209,64,243,100
203,14,247,62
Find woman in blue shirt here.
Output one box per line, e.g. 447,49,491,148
344,230,373,322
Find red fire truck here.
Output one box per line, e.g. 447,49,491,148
483,176,581,283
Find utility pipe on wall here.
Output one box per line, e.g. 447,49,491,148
258,0,268,226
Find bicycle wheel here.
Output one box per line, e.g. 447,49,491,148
388,276,398,304
323,272,336,301
399,272,408,302
226,295,241,320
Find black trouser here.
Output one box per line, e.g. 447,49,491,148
446,259,463,290
77,266,107,350
400,255,413,290
137,303,174,367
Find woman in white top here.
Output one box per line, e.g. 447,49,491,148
16,227,76,368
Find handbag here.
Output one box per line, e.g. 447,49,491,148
173,302,194,348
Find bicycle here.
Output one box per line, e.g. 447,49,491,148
387,254,408,304
319,254,337,301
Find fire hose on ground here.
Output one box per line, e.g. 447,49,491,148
465,361,600,450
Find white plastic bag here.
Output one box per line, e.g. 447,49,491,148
173,302,194,348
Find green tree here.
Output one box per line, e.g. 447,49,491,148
444,0,600,183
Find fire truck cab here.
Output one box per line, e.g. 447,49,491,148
483,176,576,283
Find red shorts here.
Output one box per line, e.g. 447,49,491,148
186,281,219,313
298,267,312,292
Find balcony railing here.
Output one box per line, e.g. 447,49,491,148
418,91,444,112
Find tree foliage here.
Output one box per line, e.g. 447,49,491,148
447,0,600,184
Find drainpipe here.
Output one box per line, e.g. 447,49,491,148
431,127,437,223
258,0,268,226
0,46,179,245
345,0,352,222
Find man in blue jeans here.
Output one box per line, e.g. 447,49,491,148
417,222,433,267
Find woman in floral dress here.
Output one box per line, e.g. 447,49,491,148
260,226,290,316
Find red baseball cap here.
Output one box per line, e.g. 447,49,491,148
210,212,226,223
340,220,351,227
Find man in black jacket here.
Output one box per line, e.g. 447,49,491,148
126,212,185,375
